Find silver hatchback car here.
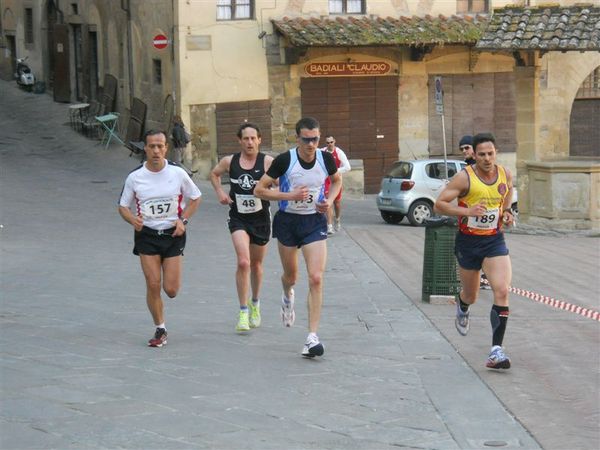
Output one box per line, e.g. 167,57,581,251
376,159,467,226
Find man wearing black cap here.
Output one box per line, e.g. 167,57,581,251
459,135,475,166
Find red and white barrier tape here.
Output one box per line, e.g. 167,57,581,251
482,279,600,322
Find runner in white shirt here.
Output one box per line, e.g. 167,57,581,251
118,130,201,348
321,136,351,234
254,117,341,358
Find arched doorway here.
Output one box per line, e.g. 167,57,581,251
570,66,600,157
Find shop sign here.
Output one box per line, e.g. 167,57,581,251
305,61,392,77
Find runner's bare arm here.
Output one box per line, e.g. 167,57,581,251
254,173,307,202
502,168,515,226
434,171,485,217
317,171,342,213
210,156,233,205
263,155,278,187
173,196,202,237
118,205,143,231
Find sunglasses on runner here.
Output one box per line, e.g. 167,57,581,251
299,136,320,144
460,145,472,151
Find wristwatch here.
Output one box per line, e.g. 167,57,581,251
181,218,189,226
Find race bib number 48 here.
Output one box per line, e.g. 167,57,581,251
235,194,262,214
467,207,500,230
141,197,178,220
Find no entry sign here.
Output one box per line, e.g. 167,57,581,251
153,34,168,50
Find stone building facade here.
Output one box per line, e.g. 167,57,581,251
1,0,598,229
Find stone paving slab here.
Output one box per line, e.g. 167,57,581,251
0,80,540,449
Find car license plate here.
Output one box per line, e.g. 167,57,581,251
380,198,392,205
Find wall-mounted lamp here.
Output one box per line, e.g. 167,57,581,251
258,31,267,39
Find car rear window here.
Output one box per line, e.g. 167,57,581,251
426,162,457,179
387,162,412,179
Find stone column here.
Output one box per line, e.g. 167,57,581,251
514,63,540,223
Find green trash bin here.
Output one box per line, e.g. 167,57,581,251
421,216,461,302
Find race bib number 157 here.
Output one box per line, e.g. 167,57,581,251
141,197,178,219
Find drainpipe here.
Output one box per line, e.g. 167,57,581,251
171,0,177,113
122,0,134,106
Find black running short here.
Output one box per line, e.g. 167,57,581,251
133,226,186,258
227,214,271,246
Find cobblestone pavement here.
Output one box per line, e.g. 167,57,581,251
0,79,579,449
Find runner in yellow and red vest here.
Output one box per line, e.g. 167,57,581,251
434,133,516,369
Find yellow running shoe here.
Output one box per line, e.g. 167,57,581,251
236,310,250,332
248,301,261,328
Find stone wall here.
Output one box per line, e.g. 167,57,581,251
525,160,600,231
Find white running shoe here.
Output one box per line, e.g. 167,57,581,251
281,289,295,327
455,301,470,336
334,218,341,232
327,224,334,235
486,345,511,369
302,334,324,358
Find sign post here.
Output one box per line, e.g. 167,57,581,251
153,34,169,50
434,76,449,179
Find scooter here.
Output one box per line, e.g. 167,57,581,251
15,56,35,91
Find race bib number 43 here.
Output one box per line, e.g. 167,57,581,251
467,207,500,230
141,197,178,220
288,188,320,213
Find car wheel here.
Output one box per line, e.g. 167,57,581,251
380,211,405,225
407,200,432,226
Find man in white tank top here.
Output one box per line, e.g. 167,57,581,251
255,117,342,358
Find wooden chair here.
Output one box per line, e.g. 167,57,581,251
123,97,147,158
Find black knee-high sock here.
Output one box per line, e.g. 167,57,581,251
458,293,470,312
490,305,509,347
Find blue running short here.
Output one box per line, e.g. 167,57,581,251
272,210,327,248
454,232,509,270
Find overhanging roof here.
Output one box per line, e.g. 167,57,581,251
476,4,600,51
272,15,488,48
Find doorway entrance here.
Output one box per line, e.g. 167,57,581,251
301,76,399,193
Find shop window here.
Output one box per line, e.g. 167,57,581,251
329,0,365,15
25,8,34,44
153,59,162,85
576,67,600,99
217,0,253,20
457,0,490,14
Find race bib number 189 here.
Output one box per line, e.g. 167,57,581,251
467,207,500,230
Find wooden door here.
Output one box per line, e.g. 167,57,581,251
215,100,272,158
428,73,516,156
52,24,70,103
301,76,399,193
